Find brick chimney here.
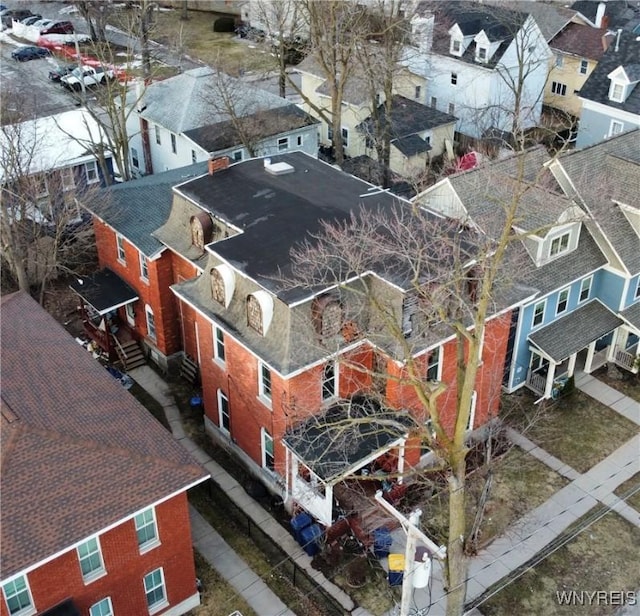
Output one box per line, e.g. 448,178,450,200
602,31,614,50
208,156,230,175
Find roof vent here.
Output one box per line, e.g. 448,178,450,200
264,159,295,176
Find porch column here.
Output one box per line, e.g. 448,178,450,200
397,441,406,485
584,340,596,373
544,363,556,399
567,354,577,377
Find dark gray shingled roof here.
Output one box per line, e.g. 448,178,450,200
570,0,639,29
529,299,623,362
620,300,640,329
86,163,207,257
554,130,640,274
69,268,138,314
578,30,640,115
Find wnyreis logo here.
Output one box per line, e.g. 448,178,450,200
556,590,637,606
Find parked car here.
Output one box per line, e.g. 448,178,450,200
48,62,76,82
21,14,42,25
11,46,51,61
61,65,115,90
40,20,73,35
1,8,34,27
32,18,53,29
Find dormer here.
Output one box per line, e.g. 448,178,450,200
607,65,640,103
448,24,472,57
473,30,501,64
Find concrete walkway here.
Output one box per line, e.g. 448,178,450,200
130,365,639,616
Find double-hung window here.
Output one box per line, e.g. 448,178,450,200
262,428,275,471
139,253,149,282
2,575,34,616
90,598,113,616
579,59,588,74
609,120,624,136
170,133,177,154
135,507,159,552
145,305,156,340
556,288,570,315
322,362,336,401
84,161,99,184
77,537,105,582
426,346,441,382
550,232,570,257
213,326,225,363
277,137,289,151
143,568,167,612
532,300,546,327
579,276,592,302
258,362,272,402
218,389,230,433
451,72,458,85
116,234,126,263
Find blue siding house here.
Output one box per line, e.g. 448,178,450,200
414,132,639,400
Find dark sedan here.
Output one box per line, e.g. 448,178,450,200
48,63,75,81
11,46,51,61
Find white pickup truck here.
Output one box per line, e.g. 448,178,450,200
60,65,115,90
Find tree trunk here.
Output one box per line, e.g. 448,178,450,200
446,459,468,616
180,0,189,21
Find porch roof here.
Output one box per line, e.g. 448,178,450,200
528,299,623,362
620,301,640,331
69,268,138,315
283,396,413,484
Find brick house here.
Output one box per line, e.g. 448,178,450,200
0,292,209,616
82,152,519,532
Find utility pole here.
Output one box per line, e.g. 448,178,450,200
375,491,446,616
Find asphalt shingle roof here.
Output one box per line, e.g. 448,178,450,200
620,300,640,329
550,22,608,60
529,299,623,361
578,29,640,114
0,292,208,579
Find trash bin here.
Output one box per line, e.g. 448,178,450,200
373,527,392,558
290,512,312,544
300,523,323,556
388,553,405,586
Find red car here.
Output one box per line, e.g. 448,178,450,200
40,20,73,35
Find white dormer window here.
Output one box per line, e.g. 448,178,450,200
476,46,488,63
247,290,274,336
451,38,462,55
610,82,625,102
549,232,570,257
607,66,638,103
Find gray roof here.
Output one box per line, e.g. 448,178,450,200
139,67,292,134
570,0,639,29
529,299,623,362
393,134,432,156
554,130,640,274
620,300,640,329
518,2,576,42
87,163,207,257
578,30,640,115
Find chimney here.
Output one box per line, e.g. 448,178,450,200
615,28,622,52
208,156,229,175
602,31,614,50
595,2,606,28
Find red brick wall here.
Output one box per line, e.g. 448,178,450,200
1,493,197,616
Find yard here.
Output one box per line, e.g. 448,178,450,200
592,365,640,403
479,509,640,615
503,389,639,473
614,473,640,512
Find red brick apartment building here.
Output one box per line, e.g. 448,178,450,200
82,153,517,530
0,292,209,616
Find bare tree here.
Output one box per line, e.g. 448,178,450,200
74,0,111,42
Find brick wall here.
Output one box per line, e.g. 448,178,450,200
1,493,197,616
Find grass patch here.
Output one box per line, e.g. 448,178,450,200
192,549,257,616
504,389,639,473
592,365,640,403
128,382,170,430
614,472,640,512
479,509,640,615
418,446,567,550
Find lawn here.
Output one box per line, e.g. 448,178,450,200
417,445,568,551
479,510,640,615
193,550,257,616
592,365,640,403
614,472,640,512
504,389,639,473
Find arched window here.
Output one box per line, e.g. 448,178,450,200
247,291,273,335
209,264,235,307
311,294,343,340
190,212,213,251
210,269,225,305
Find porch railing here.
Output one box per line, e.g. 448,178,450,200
526,370,546,395
614,348,637,372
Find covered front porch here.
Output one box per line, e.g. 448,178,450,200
69,268,142,367
525,299,624,399
283,396,413,540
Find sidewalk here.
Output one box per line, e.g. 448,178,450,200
131,364,639,616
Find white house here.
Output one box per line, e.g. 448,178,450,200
126,67,320,176
402,3,552,140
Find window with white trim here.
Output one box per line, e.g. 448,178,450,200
322,362,336,401
84,161,99,184
450,38,461,55
532,300,546,327
296,135,303,147
126,302,135,326
609,82,624,102
262,428,275,470
116,234,126,263
77,537,105,582
213,325,225,363
579,59,588,74
139,253,149,281
155,125,161,145
170,133,177,154
556,287,570,315
258,362,272,401
476,46,488,62
143,568,166,612
2,575,34,616
579,276,592,302
609,119,624,136
341,127,349,147
551,81,567,96
232,150,243,162
218,389,230,433
135,508,159,551
90,597,113,616
145,305,156,341
451,72,458,85
277,137,289,151
549,232,570,257
426,346,441,382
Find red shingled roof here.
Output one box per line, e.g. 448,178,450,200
0,292,208,579
551,22,609,60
